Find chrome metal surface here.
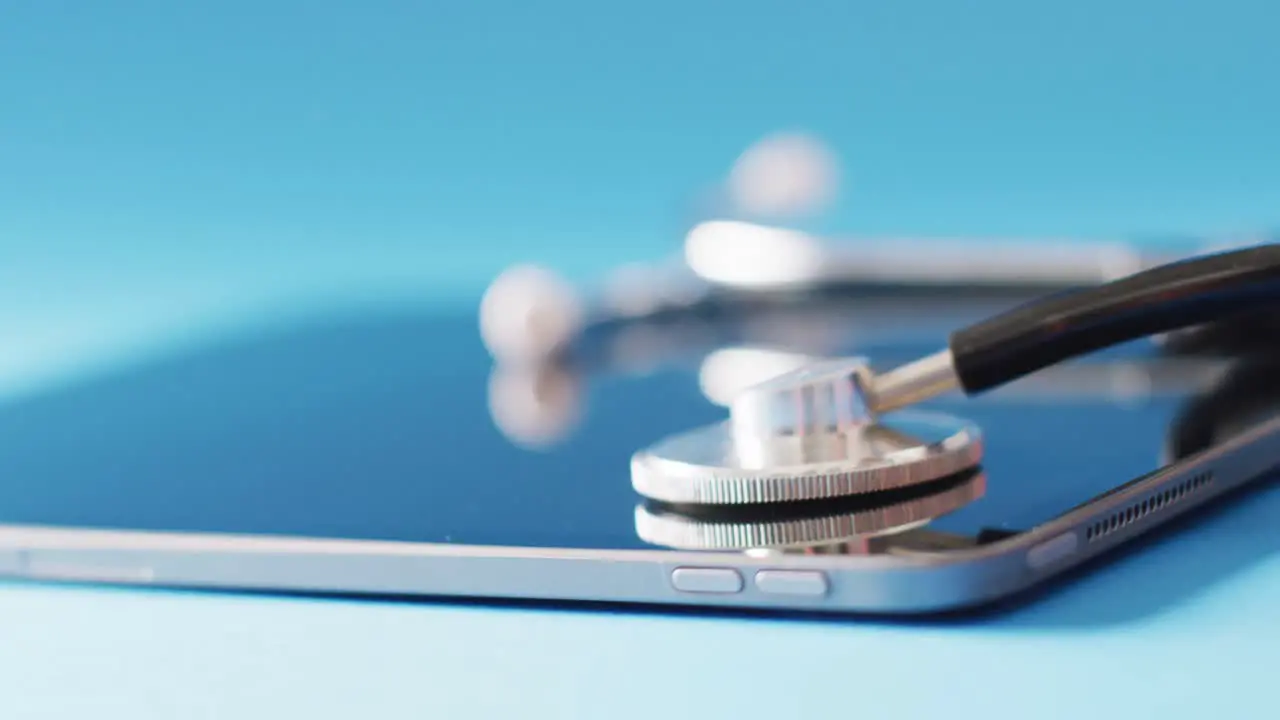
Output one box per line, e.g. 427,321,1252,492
728,358,877,466
631,355,983,504
865,349,962,414
634,472,986,550
631,414,982,505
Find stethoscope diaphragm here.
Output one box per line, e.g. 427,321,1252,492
630,358,983,505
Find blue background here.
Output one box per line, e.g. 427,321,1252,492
2,1,1279,717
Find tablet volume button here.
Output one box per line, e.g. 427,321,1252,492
670,567,744,594
754,570,829,597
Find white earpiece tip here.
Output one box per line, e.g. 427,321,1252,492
728,132,838,217
480,264,584,362
487,364,582,449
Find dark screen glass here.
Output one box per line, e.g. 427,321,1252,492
0,294,1257,554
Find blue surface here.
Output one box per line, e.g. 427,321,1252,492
2,2,1280,717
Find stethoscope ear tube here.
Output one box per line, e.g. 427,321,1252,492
948,244,1280,395
1165,351,1280,461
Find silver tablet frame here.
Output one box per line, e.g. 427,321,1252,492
0,413,1275,615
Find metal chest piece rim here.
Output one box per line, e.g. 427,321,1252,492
634,470,988,550
630,357,984,505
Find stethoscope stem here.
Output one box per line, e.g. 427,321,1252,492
864,350,960,414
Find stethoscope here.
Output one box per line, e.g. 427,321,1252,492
634,350,1280,554
480,226,1280,509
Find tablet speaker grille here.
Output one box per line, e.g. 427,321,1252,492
1084,471,1215,543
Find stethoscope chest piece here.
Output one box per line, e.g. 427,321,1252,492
630,358,984,505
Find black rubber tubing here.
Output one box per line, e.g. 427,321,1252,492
950,244,1280,394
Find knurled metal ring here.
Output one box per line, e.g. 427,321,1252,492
635,471,987,550
630,409,983,505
